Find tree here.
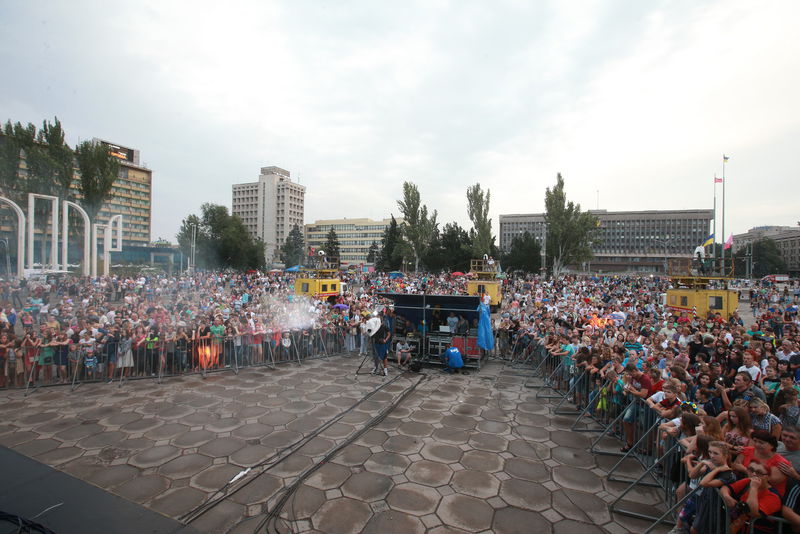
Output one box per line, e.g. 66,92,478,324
366,241,379,264
502,231,542,273
424,222,471,272
281,224,305,268
376,215,402,271
544,173,598,277
75,140,119,222
733,238,786,278
323,228,341,261
466,183,493,257
397,181,438,272
176,204,266,270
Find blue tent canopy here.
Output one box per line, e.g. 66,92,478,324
285,265,302,272
388,271,404,279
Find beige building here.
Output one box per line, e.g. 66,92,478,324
499,209,713,273
305,217,399,266
733,226,800,276
232,166,305,264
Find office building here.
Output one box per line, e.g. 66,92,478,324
733,226,800,276
498,209,713,273
232,166,305,264
305,217,399,266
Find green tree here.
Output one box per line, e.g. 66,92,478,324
397,181,438,272
466,183,493,257
734,238,786,278
366,241,379,264
323,228,341,261
544,173,598,277
502,231,542,273
281,224,305,268
176,205,266,270
376,215,402,271
74,140,119,222
424,222,471,272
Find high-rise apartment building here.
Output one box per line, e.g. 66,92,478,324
498,209,713,273
304,217,400,265
232,166,305,264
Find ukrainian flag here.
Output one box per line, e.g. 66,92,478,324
701,234,714,247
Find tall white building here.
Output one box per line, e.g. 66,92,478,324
232,166,305,264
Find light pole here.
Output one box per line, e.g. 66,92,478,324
189,223,198,273
653,238,674,275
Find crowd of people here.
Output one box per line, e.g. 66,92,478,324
2,268,800,532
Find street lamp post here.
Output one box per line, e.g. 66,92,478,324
653,238,674,275
189,224,198,273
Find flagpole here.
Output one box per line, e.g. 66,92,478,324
712,175,717,260
721,155,727,276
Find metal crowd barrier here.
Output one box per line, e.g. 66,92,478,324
529,343,798,533
7,327,357,396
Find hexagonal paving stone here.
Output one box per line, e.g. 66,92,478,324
206,417,243,433
35,446,83,465
499,479,550,511
460,450,504,472
451,470,500,499
172,429,216,448
257,411,297,426
149,486,207,518
553,519,606,534
282,484,327,520
513,425,550,441
305,462,352,490
232,423,273,440
129,445,181,468
115,474,170,503
284,400,315,413
552,465,603,493
230,444,272,467
297,437,335,456
159,453,213,478
85,464,140,489
492,507,552,534
476,420,510,434
409,410,443,424
310,497,370,534
363,510,425,534
397,421,434,437
439,415,477,431
189,499,245,534
549,430,590,449
468,432,508,452
405,460,453,487
261,430,302,449
436,494,493,533
387,483,442,515
17,438,60,457
552,488,612,524
18,412,60,426
54,423,104,441
332,444,372,466
431,428,470,444
145,423,189,441
77,431,128,450
191,464,243,492
286,416,323,433
504,457,550,482
341,471,394,501
507,439,550,460
271,453,313,477
358,429,388,447
420,443,463,464
102,412,141,426
198,437,246,457
157,404,194,419
452,404,481,416
479,408,512,422
364,451,411,475
384,434,424,454
230,473,283,506
320,422,355,439
121,418,163,433
551,447,596,469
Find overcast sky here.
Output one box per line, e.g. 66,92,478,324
2,0,798,246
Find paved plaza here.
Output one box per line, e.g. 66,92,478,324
0,355,662,534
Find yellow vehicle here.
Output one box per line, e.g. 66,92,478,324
666,258,739,319
294,254,341,300
466,258,502,307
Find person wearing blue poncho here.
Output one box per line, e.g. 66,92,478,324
477,297,495,352
442,343,463,374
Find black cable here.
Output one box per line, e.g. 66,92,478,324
0,511,57,534
254,373,428,534
181,370,407,524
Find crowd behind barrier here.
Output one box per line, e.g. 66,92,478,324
509,284,800,534
2,269,800,532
